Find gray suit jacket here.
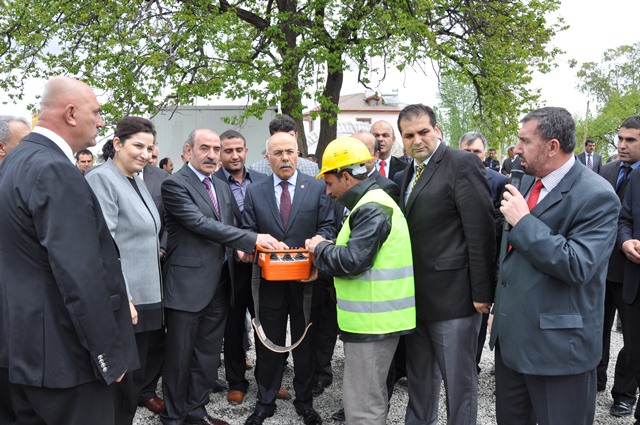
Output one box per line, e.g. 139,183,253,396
161,164,257,312
490,160,620,375
86,159,162,308
576,151,602,173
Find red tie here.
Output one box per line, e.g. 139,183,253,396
379,160,386,177
527,179,544,211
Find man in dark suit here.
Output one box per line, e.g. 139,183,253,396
598,118,640,418
614,116,640,424
458,131,507,373
501,146,518,176
137,160,171,414
213,130,267,406
0,76,139,425
160,129,281,425
242,132,334,425
371,120,408,181
576,139,602,173
492,107,620,424
397,105,496,425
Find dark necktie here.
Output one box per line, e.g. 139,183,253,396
202,177,220,217
527,179,544,211
411,164,425,192
379,160,387,177
617,165,633,196
279,180,291,227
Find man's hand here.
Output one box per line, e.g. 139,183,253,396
305,235,329,254
500,184,530,227
622,239,640,264
129,301,138,325
256,234,288,250
298,265,319,282
473,301,491,314
236,250,255,263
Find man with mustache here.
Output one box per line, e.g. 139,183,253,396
242,132,335,425
160,129,282,425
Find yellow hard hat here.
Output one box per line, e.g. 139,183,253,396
316,137,374,179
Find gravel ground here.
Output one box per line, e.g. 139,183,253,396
134,322,635,424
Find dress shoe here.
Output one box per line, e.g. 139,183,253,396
212,379,228,393
311,379,332,396
610,400,633,417
330,408,345,422
244,411,273,425
227,389,245,405
185,414,230,425
276,386,292,400
297,407,322,425
139,395,165,414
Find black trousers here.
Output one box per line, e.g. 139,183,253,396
624,294,640,421
139,327,165,401
11,379,115,425
0,366,16,424
312,284,337,386
495,345,596,425
254,291,320,415
224,283,254,393
114,330,151,425
161,275,229,425
598,280,637,404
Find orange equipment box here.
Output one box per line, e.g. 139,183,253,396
256,246,313,281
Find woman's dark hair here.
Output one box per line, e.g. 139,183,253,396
115,116,156,143
101,117,156,161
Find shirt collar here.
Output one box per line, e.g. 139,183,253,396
540,154,575,192
273,170,298,188
188,162,210,182
222,166,249,182
622,161,640,171
32,126,75,164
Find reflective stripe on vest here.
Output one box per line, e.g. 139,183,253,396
334,188,416,335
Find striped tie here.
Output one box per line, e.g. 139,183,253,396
411,164,424,191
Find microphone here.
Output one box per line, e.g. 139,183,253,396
504,162,524,232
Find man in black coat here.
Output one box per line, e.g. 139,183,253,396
0,76,139,425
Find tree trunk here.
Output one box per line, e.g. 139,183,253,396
316,67,343,167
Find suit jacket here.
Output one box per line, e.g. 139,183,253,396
576,151,602,173
486,167,508,210
142,163,170,252
369,170,400,204
86,159,162,312
491,160,620,375
385,155,409,181
161,164,257,312
0,132,138,387
400,145,496,322
213,167,267,296
618,169,640,304
242,172,335,308
600,160,632,284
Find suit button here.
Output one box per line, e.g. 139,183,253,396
98,354,104,360
102,367,108,373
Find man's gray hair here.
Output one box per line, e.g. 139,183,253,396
458,131,487,149
0,115,30,143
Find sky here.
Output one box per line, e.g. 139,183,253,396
1,0,638,120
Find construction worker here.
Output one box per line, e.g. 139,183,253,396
305,137,416,425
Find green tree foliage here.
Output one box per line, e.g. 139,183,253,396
0,0,563,159
576,42,640,154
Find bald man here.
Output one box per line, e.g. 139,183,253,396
0,76,139,425
370,120,408,180
0,115,30,163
